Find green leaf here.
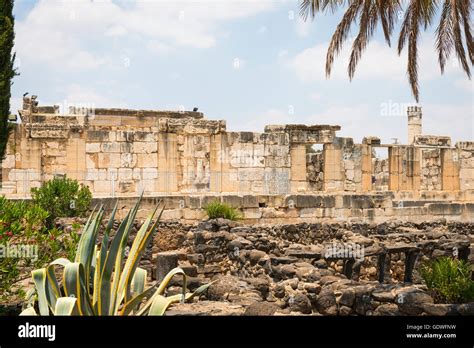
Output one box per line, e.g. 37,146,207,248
77,207,104,289
54,297,78,315
117,207,159,306
148,295,177,316
131,267,147,298
63,263,94,316
19,307,37,316
50,258,71,267
44,264,61,311
110,195,143,314
119,283,158,316
137,267,186,316
31,269,49,316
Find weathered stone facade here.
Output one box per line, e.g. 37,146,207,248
1,96,473,211
0,97,474,222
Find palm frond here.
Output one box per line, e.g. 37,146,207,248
348,0,377,80
436,0,454,74
326,0,364,77
451,0,472,78
299,0,472,102
300,0,348,20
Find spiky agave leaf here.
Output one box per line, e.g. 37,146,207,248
148,282,215,316
54,297,79,316
20,198,211,316
19,307,37,316
63,262,94,315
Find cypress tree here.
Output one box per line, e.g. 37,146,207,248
0,0,17,160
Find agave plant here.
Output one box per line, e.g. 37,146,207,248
20,198,211,316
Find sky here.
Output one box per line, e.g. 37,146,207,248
10,0,474,144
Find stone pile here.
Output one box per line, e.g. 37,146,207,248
147,219,474,316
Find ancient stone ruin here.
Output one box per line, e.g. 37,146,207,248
1,95,472,223
1,95,473,317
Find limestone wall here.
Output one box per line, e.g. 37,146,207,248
82,191,473,223
1,96,473,199
420,148,442,191
457,142,474,191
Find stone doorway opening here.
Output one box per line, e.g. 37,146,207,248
306,144,324,191
372,147,389,191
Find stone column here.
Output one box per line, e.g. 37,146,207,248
156,251,179,282
209,133,223,193
157,132,178,193
361,144,372,192
323,142,344,192
407,106,422,145
66,136,86,182
441,148,460,191
290,144,307,192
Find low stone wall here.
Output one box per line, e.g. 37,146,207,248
86,191,474,223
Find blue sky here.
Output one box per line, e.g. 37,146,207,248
11,0,473,144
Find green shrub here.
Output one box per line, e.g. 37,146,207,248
420,256,474,304
0,196,48,238
0,196,79,300
204,201,241,220
31,176,92,227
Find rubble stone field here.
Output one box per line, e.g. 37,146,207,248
112,218,473,316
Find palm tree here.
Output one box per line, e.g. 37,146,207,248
300,0,473,101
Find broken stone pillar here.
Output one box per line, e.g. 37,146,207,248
404,250,419,283
377,253,387,283
388,146,421,191
361,143,372,192
209,133,223,193
323,140,345,191
342,259,355,279
290,144,307,192
156,251,179,282
441,148,460,191
407,106,422,145
157,132,178,193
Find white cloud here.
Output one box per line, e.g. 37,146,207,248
232,57,246,70
422,103,474,142
289,38,465,83
295,18,311,37
238,102,473,144
57,84,128,110
309,92,322,101
10,97,23,116
257,25,268,34
231,108,298,132
10,85,127,117
304,104,379,142
277,49,289,63
454,78,474,94
303,102,473,144
104,25,128,37
15,0,279,70
146,41,174,55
